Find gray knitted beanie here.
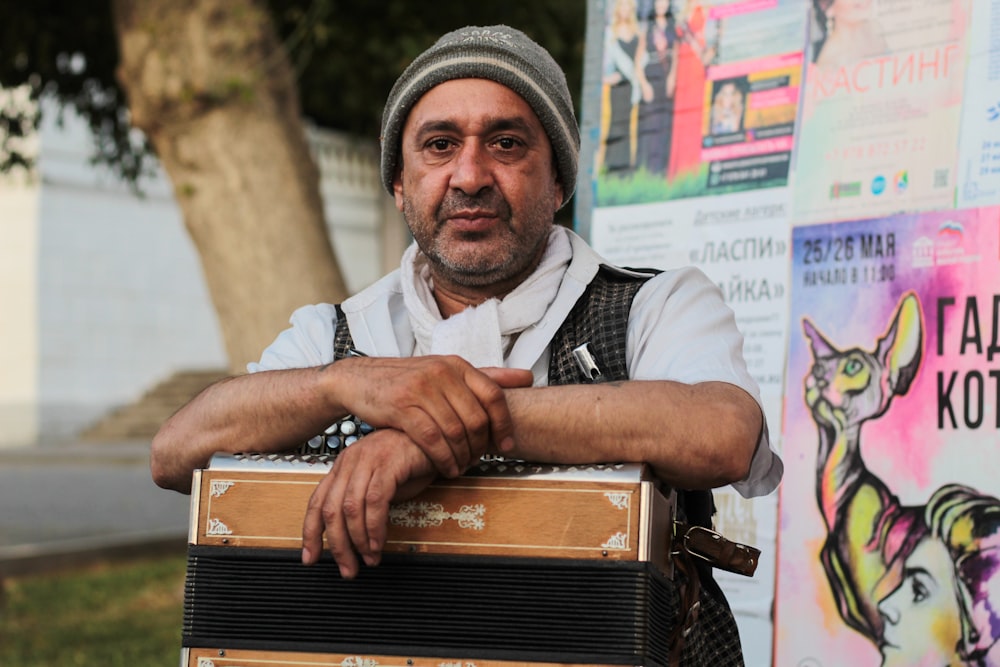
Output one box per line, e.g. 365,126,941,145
380,25,580,206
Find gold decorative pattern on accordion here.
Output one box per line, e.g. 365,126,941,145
189,454,674,570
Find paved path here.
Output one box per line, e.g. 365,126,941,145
0,440,191,576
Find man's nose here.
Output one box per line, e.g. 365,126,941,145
449,142,493,195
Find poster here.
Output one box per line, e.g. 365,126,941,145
955,0,1000,209
775,207,1000,666
593,187,790,666
792,0,973,225
593,0,809,207
592,188,789,417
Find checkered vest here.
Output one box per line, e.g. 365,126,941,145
330,264,744,664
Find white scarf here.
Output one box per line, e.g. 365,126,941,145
401,226,572,367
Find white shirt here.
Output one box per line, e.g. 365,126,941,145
250,228,783,498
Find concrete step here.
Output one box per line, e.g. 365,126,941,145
79,369,229,441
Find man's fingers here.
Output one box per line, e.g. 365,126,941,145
342,464,377,567
302,430,438,579
399,407,465,478
363,468,396,559
324,474,361,579
301,471,336,565
479,367,534,389
427,388,492,473
339,357,530,475
412,365,530,462
302,456,362,579
468,367,531,454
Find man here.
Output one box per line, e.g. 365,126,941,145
152,24,782,663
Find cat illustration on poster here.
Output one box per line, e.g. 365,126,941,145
802,291,1000,666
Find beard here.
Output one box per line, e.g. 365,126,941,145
402,187,554,288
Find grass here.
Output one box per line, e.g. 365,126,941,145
0,555,187,667
594,164,789,206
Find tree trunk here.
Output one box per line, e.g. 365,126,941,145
111,0,348,373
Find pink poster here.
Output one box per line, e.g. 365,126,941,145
775,207,1000,666
792,0,972,225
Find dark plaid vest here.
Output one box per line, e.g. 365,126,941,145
332,264,745,665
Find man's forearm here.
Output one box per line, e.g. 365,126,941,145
150,355,532,493
151,366,346,493
499,380,761,489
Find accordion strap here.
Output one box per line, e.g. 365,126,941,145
667,521,760,664
668,546,703,666
677,522,761,577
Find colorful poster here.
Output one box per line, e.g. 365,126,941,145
775,207,1000,666
792,0,973,225
956,0,1000,209
593,0,809,207
594,187,791,666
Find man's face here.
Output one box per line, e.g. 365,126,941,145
392,78,564,296
877,537,963,667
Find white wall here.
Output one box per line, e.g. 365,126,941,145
31,106,227,443
0,175,40,444
0,99,407,447
309,124,409,293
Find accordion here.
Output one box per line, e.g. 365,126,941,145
181,452,681,667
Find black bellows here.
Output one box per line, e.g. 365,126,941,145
183,546,676,665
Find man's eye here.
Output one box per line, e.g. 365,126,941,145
428,139,452,151
495,137,519,150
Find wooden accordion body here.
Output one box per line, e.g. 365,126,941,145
182,453,679,667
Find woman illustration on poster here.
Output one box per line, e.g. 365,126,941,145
811,0,889,67
636,0,677,176
667,0,718,182
600,0,646,177
920,485,1000,666
803,292,1000,666
709,78,747,136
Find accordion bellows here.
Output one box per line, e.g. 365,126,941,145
182,453,679,667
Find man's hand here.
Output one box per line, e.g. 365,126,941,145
332,355,532,478
300,429,437,579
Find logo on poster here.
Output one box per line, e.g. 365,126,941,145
872,175,886,195
894,170,909,194
914,222,981,267
937,220,964,247
935,220,979,265
829,181,862,199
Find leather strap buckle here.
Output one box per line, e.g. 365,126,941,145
677,523,761,577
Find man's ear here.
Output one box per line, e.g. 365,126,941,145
392,163,404,211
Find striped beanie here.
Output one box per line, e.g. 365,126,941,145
380,25,579,207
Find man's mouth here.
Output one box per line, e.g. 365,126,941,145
444,210,499,232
